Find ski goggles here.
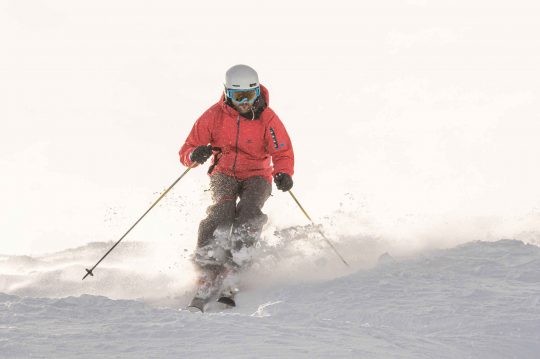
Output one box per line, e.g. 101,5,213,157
225,87,260,104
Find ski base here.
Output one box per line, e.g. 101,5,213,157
217,296,236,307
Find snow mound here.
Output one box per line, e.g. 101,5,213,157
0,241,193,304
1,239,540,358
0,225,386,306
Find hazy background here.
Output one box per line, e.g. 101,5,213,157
1,0,540,260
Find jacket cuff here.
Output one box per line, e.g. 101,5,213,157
272,169,293,177
180,149,195,167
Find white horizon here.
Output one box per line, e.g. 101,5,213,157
1,0,540,256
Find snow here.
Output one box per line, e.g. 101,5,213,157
1,238,540,358
2,0,540,358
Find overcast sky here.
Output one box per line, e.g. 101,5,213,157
1,0,540,255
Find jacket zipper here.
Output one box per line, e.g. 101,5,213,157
232,115,241,178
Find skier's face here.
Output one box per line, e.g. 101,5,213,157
233,101,252,115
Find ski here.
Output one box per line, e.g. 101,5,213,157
186,297,207,312
216,285,238,308
217,295,236,307
186,267,227,313
186,265,240,312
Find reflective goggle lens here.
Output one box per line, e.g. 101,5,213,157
226,87,260,104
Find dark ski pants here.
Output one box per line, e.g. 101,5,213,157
193,173,272,274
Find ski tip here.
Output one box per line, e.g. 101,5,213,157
217,296,236,307
186,297,206,313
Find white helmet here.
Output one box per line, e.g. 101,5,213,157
224,64,259,90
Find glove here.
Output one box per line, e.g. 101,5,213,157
273,173,293,191
190,145,213,164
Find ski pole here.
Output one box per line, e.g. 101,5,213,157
288,190,350,267
82,165,195,280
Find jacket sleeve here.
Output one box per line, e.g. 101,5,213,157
266,113,294,177
179,107,215,167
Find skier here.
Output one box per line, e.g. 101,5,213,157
179,64,294,311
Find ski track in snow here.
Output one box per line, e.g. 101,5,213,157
1,239,540,358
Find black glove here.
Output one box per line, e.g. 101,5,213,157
273,173,293,191
190,145,213,164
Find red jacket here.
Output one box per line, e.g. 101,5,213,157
179,85,294,182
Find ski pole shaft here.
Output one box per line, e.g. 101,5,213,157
82,165,194,280
288,190,350,267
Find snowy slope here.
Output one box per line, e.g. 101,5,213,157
1,239,539,358
2,1,540,358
